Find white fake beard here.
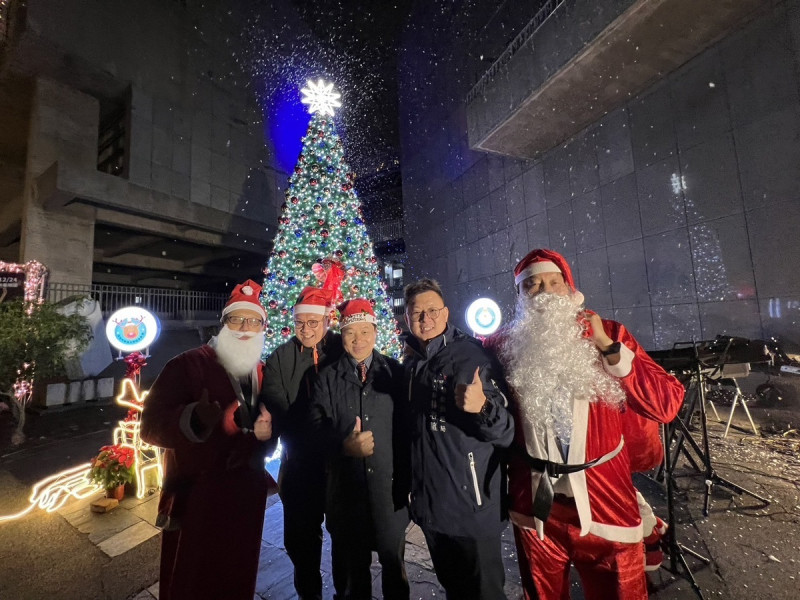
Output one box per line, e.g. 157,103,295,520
502,292,626,445
210,327,265,378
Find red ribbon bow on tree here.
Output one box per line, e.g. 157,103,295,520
312,258,347,306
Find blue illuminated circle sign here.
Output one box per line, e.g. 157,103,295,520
466,298,502,336
105,307,160,352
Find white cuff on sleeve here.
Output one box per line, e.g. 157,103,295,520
179,402,211,443
603,343,634,378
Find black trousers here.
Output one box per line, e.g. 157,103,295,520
330,521,409,600
281,473,326,600
423,528,508,600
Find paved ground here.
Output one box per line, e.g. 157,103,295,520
2,385,799,599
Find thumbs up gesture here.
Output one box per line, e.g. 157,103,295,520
342,416,375,457
455,367,487,414
254,404,273,441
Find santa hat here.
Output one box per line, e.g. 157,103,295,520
338,298,376,329
222,279,267,320
294,286,334,316
513,248,576,289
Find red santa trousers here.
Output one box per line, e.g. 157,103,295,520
513,499,647,600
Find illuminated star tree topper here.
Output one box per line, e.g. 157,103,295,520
300,78,342,116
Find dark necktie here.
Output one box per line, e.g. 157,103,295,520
357,361,367,383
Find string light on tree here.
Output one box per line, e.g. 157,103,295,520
261,80,402,358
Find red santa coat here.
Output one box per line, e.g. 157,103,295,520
141,345,273,600
500,320,684,543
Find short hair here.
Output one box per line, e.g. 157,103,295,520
404,278,445,305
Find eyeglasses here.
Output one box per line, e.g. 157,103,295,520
407,307,445,322
225,316,264,327
294,319,321,330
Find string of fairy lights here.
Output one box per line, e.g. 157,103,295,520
260,80,402,358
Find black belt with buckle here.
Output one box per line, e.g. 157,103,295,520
518,450,603,523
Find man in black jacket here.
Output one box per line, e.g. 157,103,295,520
258,286,343,600
403,278,515,600
310,298,410,600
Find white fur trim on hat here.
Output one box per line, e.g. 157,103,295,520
222,301,266,320
514,260,561,285
340,312,377,328
293,303,328,316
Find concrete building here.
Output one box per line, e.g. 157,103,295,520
0,0,280,292
397,0,800,350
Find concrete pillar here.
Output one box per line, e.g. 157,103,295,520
20,77,98,286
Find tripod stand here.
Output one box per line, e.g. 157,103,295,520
661,420,709,600
654,339,771,599
669,342,770,516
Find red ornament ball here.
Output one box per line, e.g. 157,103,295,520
317,218,325,226
281,326,291,337
269,299,278,309
278,250,287,258
339,219,348,227
335,250,343,257
310,179,318,186
290,196,299,204
351,285,359,293
321,229,329,238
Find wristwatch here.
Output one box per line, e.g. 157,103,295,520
601,341,621,356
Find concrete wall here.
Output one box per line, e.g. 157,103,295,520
22,0,278,224
397,0,800,349
20,78,97,284
6,0,282,285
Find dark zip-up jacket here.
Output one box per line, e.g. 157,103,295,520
309,350,410,543
258,331,343,499
405,325,514,538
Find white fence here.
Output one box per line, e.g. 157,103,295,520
47,283,227,320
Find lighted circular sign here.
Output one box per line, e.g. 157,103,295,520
466,298,502,336
105,307,160,352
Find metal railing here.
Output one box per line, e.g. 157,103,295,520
367,219,404,242
47,282,227,321
466,0,565,105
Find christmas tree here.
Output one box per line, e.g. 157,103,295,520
260,79,402,358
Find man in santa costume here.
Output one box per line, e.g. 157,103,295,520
493,249,684,600
258,285,344,599
141,279,277,600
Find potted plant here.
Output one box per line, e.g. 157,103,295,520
89,444,136,500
